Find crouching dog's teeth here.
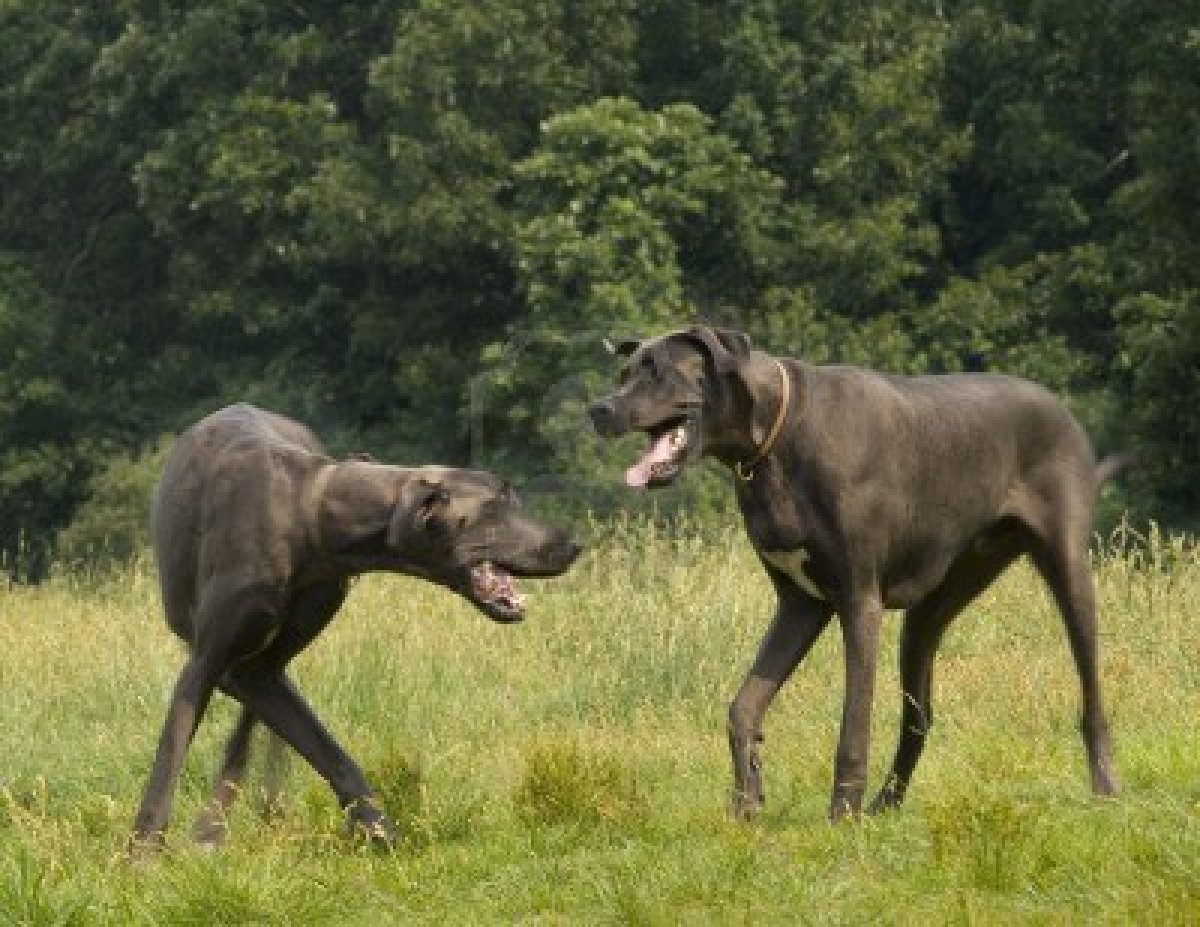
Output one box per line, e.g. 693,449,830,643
670,426,687,447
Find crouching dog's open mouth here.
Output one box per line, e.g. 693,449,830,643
470,561,527,621
625,418,693,488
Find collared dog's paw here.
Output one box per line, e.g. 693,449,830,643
867,774,906,815
828,790,866,823
867,788,902,816
730,789,764,822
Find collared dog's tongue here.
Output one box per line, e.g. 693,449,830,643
625,430,678,488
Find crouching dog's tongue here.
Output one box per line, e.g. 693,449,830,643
625,430,679,488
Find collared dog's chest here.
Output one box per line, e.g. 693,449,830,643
737,462,832,601
760,547,827,601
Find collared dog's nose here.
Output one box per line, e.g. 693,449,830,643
587,399,620,437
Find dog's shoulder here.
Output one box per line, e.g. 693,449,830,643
162,405,332,532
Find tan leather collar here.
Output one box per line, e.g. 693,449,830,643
735,360,796,481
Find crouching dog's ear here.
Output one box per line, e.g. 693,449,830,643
387,476,448,548
683,325,752,374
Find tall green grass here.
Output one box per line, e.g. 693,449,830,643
0,524,1196,924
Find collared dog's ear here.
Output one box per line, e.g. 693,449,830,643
603,336,642,358
387,476,446,548
681,326,753,374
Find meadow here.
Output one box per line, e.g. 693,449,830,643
0,521,1196,925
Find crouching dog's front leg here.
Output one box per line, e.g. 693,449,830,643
344,795,399,848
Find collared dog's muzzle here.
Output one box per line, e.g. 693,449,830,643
587,398,628,437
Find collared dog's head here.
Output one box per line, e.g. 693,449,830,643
587,325,753,488
323,465,582,622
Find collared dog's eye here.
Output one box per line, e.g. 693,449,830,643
644,355,665,383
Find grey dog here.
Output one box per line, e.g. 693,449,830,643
589,326,1123,821
131,404,581,849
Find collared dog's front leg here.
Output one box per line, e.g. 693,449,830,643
830,594,884,821
728,587,831,820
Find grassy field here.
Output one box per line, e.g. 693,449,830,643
0,522,1197,925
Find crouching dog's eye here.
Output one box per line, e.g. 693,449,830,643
418,488,450,526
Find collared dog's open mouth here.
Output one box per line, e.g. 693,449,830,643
469,560,527,622
625,417,693,488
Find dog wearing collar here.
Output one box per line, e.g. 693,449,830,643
589,325,1124,821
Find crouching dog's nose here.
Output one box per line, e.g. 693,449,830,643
587,399,622,437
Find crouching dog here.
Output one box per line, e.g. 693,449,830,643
131,404,581,851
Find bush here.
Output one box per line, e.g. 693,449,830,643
513,736,644,827
55,437,171,571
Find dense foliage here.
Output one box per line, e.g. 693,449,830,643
2,0,1197,572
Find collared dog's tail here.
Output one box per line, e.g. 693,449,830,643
1097,451,1134,485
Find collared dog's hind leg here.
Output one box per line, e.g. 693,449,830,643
1031,530,1118,797
869,538,1022,814
728,585,831,820
830,594,884,821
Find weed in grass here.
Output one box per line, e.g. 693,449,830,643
0,844,90,927
74,791,121,841
926,795,1041,893
370,747,432,851
148,851,353,927
514,735,645,828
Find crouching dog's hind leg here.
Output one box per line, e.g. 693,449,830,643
191,707,258,849
130,647,229,853
220,667,398,848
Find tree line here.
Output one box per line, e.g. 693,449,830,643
1,0,1197,575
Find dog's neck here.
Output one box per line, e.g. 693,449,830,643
305,461,340,559
306,461,417,577
709,353,801,472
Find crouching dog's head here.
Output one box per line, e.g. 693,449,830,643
586,325,753,489
376,467,582,622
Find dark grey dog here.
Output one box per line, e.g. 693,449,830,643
132,404,581,849
589,326,1122,821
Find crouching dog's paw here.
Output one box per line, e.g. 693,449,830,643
344,799,399,851
125,830,167,864
191,811,229,852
